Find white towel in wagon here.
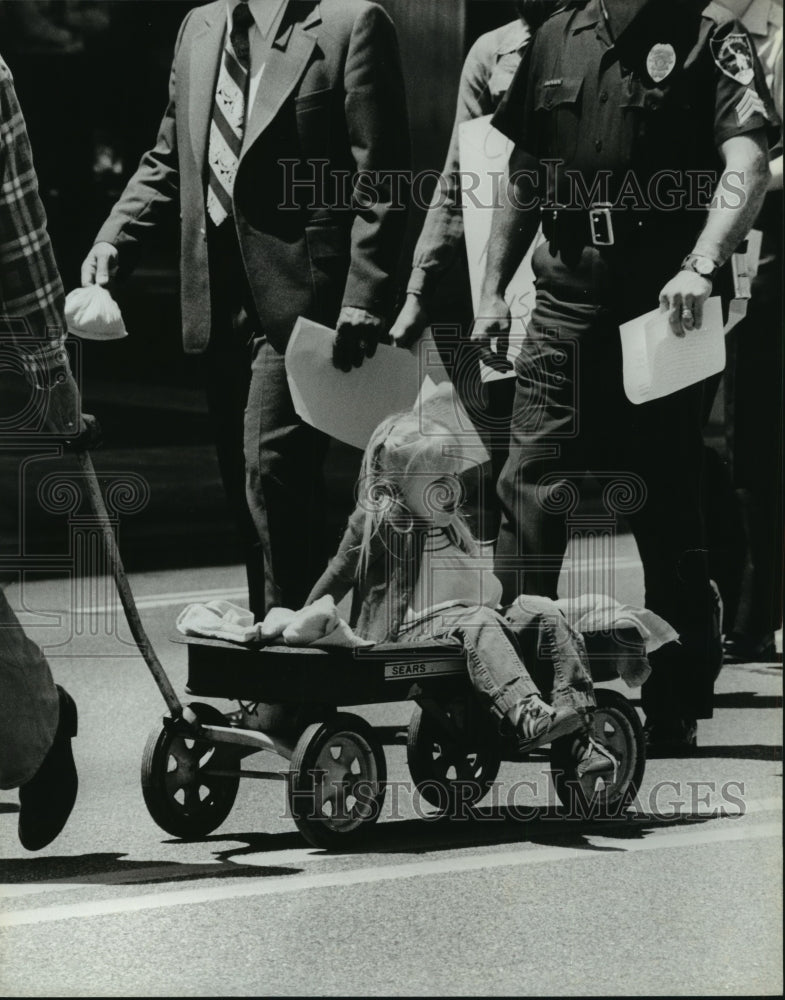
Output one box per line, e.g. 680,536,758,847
176,596,372,648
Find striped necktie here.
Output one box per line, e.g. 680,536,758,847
206,0,254,227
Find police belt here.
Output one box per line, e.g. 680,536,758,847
542,205,690,255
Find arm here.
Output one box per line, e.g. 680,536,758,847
391,35,497,348
333,3,410,369
659,131,771,335
0,61,84,437
81,10,192,286
471,147,542,346
0,63,64,341
306,505,366,606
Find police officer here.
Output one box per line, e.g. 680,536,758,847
390,2,564,542
473,0,778,751
717,0,782,664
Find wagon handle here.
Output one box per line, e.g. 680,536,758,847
75,449,184,718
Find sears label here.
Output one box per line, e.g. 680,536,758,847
384,659,465,680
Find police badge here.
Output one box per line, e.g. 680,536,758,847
711,34,756,86
647,43,677,83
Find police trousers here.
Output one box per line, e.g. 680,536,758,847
495,244,719,722
725,192,783,638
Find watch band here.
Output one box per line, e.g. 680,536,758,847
680,253,718,281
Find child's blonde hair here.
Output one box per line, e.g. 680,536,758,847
355,407,479,579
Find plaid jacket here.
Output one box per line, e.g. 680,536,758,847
0,55,66,383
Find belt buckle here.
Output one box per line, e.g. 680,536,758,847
589,203,615,247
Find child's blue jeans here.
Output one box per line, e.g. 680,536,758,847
398,596,596,731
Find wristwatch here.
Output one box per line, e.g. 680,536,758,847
680,253,719,283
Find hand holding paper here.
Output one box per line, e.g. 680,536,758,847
285,317,488,464
620,296,725,404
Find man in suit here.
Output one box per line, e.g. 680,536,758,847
81,0,410,616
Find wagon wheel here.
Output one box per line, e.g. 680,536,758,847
407,702,501,813
549,688,646,818
141,702,240,839
288,713,387,850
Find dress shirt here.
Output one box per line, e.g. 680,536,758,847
225,0,289,112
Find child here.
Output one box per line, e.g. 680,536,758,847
307,408,615,775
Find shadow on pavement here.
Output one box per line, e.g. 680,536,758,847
710,692,782,710
0,808,741,887
669,744,782,761
0,853,302,886
186,805,718,864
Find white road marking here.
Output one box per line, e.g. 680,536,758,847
10,552,649,620
1,820,778,929
2,799,781,901
8,586,249,621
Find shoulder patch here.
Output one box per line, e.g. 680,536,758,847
711,31,757,85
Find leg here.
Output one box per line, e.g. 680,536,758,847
494,262,616,604
203,341,266,619
495,335,580,603
244,340,331,611
502,597,615,775
0,587,78,850
0,587,58,789
623,385,719,732
445,334,516,542
726,213,783,653
701,437,745,637
503,594,596,726
408,604,582,748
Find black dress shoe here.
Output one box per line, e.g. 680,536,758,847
644,717,697,757
723,633,781,665
18,686,78,851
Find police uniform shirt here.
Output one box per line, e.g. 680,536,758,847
492,0,780,214
726,0,783,121
730,0,783,147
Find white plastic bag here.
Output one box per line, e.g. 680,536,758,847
64,285,128,340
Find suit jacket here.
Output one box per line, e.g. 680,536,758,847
95,0,410,353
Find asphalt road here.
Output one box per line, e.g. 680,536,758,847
0,545,782,997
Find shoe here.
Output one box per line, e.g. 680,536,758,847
723,633,781,665
18,686,78,851
574,736,617,779
516,696,582,754
644,717,697,756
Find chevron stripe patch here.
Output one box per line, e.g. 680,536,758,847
735,87,767,125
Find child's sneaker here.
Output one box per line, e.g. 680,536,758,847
574,736,617,778
516,696,582,754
